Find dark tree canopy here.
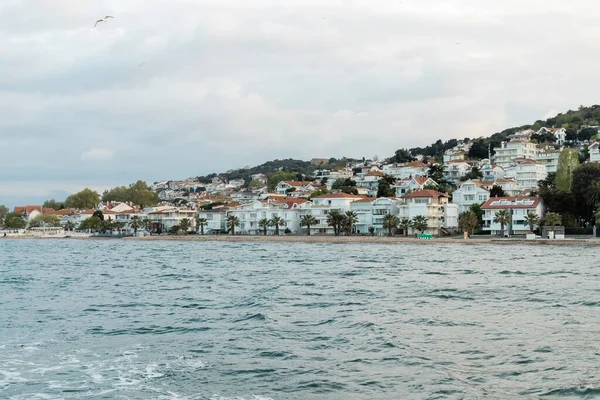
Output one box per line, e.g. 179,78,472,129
102,181,159,208
65,188,100,210
489,185,506,198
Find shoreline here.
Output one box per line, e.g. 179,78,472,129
2,234,598,246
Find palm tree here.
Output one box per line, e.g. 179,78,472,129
195,217,208,235
300,214,318,236
130,215,141,235
411,215,428,234
523,211,539,233
258,218,270,235
343,211,358,235
63,220,76,232
399,217,411,237
142,218,152,233
459,211,478,237
179,218,193,234
269,216,286,235
368,226,375,236
226,215,240,235
493,210,511,237
382,214,400,236
544,212,562,237
326,210,345,236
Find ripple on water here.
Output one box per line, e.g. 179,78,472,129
1,240,599,399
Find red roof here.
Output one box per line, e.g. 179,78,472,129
365,170,384,177
402,190,449,199
14,206,56,214
281,181,307,187
482,197,541,210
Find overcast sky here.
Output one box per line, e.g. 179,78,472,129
2,0,600,207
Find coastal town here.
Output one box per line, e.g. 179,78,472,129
3,124,600,240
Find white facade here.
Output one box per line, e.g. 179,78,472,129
355,171,383,196
482,197,545,235
536,148,561,173
515,161,547,189
452,180,490,213
350,197,399,235
382,162,429,180
493,140,538,169
149,208,196,232
197,209,228,233
394,177,437,197
444,162,471,185
398,191,459,235
589,142,600,163
226,200,306,235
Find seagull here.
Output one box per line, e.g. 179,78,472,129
94,16,114,27
138,63,145,67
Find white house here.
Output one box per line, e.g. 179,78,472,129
452,180,490,213
226,199,308,235
514,159,547,189
148,207,196,233
481,164,505,181
299,193,365,235
397,190,459,235
537,127,566,145
196,208,228,233
589,142,600,163
382,161,429,180
482,197,544,235
536,147,561,173
493,139,538,169
394,177,437,197
444,161,472,185
355,170,384,197
350,197,400,235
443,149,467,163
275,181,319,195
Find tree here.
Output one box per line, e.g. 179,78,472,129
468,139,489,160
331,178,357,190
489,185,506,198
382,214,399,236
399,217,411,237
102,181,159,208
63,221,76,231
267,171,298,191
308,188,328,199
93,210,104,220
427,164,446,185
493,210,511,236
169,225,181,235
4,212,26,229
64,188,100,210
544,212,562,237
555,148,579,192
258,218,270,235
377,174,396,198
326,210,345,236
179,218,192,233
142,218,152,233
130,216,141,235
342,211,358,235
226,215,240,235
43,200,64,210
578,127,597,141
459,211,478,236
523,211,539,233
572,163,600,219
368,226,375,236
300,215,318,236
195,216,208,235
28,214,61,228
460,167,483,182
78,216,103,231
585,181,600,209
390,148,416,163
411,215,428,234
269,216,286,236
0,205,8,225
469,203,484,230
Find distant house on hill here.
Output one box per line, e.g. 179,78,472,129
311,158,329,166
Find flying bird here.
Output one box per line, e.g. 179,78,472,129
94,16,114,27
138,63,145,67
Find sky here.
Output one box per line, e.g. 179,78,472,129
2,0,600,208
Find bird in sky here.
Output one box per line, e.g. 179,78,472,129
94,16,114,28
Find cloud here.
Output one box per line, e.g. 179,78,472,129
2,0,600,203
81,148,115,161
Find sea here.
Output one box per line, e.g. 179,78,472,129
1,239,599,399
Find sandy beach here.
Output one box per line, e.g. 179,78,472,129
2,233,598,246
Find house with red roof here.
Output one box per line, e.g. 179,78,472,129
397,190,459,235
482,196,544,235
394,177,438,197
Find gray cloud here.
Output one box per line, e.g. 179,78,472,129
2,0,600,206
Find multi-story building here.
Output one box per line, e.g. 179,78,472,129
394,177,438,196
350,197,400,235
444,161,472,185
536,147,561,173
493,139,538,169
196,208,228,234
397,190,459,235
226,199,308,234
482,197,545,235
452,180,490,213
514,159,547,189
382,162,429,180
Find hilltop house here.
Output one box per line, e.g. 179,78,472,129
493,139,538,169
394,177,437,196
382,162,428,180
482,197,544,236
275,181,319,195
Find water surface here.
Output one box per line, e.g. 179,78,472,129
1,240,599,399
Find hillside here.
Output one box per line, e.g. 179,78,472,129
402,104,600,162
195,105,600,185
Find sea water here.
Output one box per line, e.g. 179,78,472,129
1,239,599,399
